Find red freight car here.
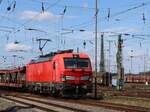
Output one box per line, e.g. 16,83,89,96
124,75,150,84
26,49,92,97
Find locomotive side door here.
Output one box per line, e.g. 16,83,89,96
53,61,56,81
53,60,58,81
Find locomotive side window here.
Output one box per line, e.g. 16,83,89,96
64,58,90,68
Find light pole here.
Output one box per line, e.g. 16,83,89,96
107,40,113,73
60,6,67,50
12,55,17,68
107,40,113,86
100,34,106,85
143,54,146,75
18,56,24,66
94,0,98,99
129,50,134,74
130,55,133,74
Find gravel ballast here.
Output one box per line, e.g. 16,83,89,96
0,97,41,112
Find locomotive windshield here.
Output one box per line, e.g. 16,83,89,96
64,58,90,68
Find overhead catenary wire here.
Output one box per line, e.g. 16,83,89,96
1,0,148,37
1,0,150,73
0,14,26,28
0,25,15,29
0,3,148,42
31,0,95,10
68,1,150,29
107,2,150,19
0,0,149,37
11,0,95,36
2,0,94,34
11,0,61,34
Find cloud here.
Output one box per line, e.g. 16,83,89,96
6,43,31,52
20,10,57,21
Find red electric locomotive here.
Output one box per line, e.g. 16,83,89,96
26,49,93,97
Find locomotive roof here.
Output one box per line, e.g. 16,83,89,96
29,49,73,64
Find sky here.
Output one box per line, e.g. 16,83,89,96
0,0,150,73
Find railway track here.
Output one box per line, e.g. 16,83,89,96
99,87,150,98
44,97,150,112
0,90,150,112
3,93,150,112
0,95,88,112
73,100,150,112
113,95,150,101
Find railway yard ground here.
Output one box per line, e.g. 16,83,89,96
0,92,119,112
0,97,41,112
0,83,150,112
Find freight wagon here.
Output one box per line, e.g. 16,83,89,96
124,75,150,84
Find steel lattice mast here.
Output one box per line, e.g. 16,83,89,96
116,35,124,90
100,34,105,73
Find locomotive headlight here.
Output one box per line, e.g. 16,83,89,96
81,76,89,80
62,75,66,81
89,76,92,82
81,76,92,81
62,75,75,81
83,85,87,89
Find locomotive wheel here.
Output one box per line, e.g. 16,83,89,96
51,87,59,97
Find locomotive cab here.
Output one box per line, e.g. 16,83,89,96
62,55,92,83
56,53,93,97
